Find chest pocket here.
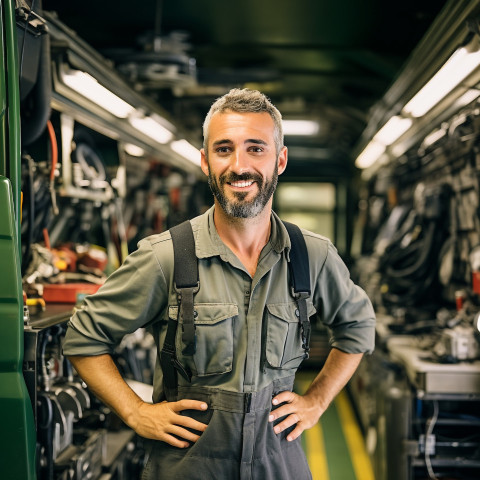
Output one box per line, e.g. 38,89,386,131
169,303,238,377
265,301,317,370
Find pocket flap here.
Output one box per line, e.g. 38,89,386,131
169,303,238,324
266,301,316,322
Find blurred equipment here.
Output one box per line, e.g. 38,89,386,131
24,318,151,479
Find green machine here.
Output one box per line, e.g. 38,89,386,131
0,0,37,478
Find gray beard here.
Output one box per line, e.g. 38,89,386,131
208,167,278,218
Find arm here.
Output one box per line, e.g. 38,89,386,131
68,354,208,448
268,348,363,441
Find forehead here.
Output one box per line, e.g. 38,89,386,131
207,111,275,143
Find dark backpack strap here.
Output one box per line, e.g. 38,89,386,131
283,221,311,356
159,221,198,398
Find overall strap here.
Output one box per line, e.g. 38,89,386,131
170,220,199,356
160,220,198,397
283,221,312,357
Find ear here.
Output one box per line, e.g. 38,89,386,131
277,146,288,175
200,148,209,177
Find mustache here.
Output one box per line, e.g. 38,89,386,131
219,172,263,185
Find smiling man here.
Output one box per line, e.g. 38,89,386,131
63,88,375,479
203,110,284,221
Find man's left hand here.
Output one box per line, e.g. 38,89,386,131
268,391,323,442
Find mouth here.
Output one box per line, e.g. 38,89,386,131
228,180,255,189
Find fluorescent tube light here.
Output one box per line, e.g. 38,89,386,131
355,141,385,169
403,46,480,117
282,120,319,136
124,143,145,157
130,115,174,144
423,128,446,148
62,70,135,118
453,88,480,109
171,139,201,166
373,116,412,145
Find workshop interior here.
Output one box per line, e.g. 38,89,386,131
2,0,480,478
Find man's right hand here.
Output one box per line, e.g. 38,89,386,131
67,354,209,449
132,399,209,448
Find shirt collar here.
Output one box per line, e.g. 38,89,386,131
193,205,291,259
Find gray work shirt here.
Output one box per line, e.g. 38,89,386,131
63,206,375,402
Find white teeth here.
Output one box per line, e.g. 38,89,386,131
231,181,254,188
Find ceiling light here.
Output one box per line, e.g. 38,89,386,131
423,128,446,148
171,139,201,166
282,120,319,136
453,88,480,109
373,116,412,145
129,115,174,144
124,143,145,157
62,70,135,118
355,141,385,169
403,44,480,117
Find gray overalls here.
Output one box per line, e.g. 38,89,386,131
142,220,312,480
63,207,376,480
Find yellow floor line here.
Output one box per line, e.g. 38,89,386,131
335,390,375,480
305,421,330,480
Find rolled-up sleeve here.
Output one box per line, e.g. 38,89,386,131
63,238,169,356
311,238,376,354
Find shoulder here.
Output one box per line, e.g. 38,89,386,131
138,229,173,252
135,212,207,271
298,227,333,266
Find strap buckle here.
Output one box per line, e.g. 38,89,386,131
292,289,311,356
175,283,200,356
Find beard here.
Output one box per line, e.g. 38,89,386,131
207,163,279,218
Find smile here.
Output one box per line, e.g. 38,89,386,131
229,180,254,188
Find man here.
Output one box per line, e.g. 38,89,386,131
63,88,375,479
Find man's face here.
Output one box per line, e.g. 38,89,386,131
200,111,287,218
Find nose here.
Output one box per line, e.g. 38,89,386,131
230,149,250,174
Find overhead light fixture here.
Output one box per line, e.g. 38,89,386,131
62,69,135,118
171,139,201,166
124,143,145,157
373,116,412,145
423,128,447,148
453,88,480,109
356,115,411,169
403,42,480,117
282,120,319,136
355,141,385,169
129,114,174,144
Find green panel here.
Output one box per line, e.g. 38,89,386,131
0,0,36,476
0,177,36,479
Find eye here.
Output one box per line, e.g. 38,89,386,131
215,146,232,154
248,146,264,153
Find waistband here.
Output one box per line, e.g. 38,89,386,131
176,375,296,414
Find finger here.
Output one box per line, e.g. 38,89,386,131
285,424,304,442
268,403,293,422
272,390,295,407
168,424,203,443
161,433,190,449
174,413,209,432
173,399,209,412
272,413,299,434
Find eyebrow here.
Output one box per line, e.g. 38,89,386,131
212,138,268,147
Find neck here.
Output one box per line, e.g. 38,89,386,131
213,201,272,277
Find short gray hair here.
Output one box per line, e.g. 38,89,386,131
203,88,284,156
